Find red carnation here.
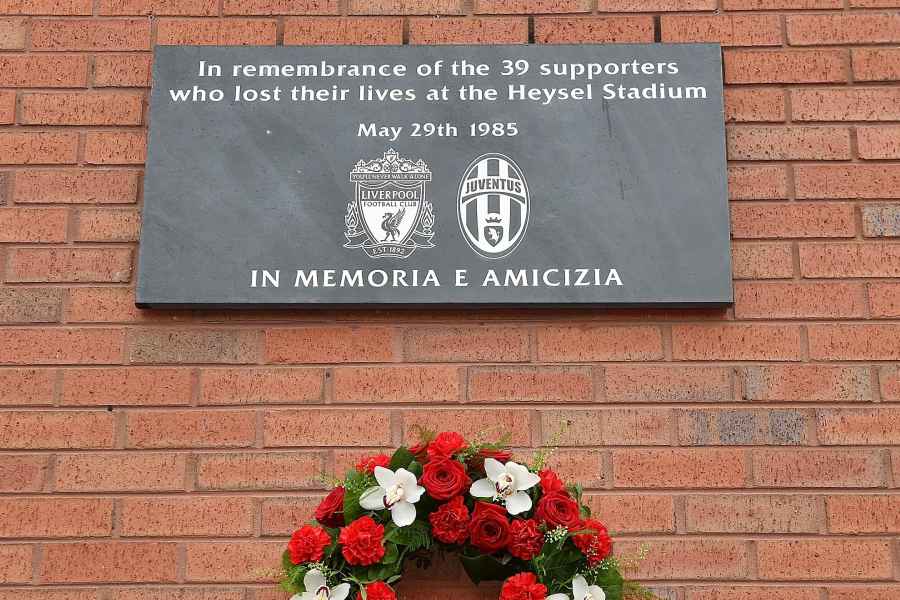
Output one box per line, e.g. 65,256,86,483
421,457,470,500
429,495,470,544
314,486,345,528
356,581,397,600
356,454,391,474
508,518,544,560
534,491,581,530
538,469,564,494
500,573,547,600
338,516,385,566
572,519,612,566
469,501,510,554
287,524,331,564
427,431,467,459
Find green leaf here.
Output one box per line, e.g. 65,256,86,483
459,553,517,584
389,447,415,471
406,459,423,478
281,550,294,574
384,519,432,552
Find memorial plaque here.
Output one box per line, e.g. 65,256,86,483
137,44,731,307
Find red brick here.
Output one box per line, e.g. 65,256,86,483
13,169,139,204
583,494,675,533
127,410,256,448
157,18,277,45
0,0,92,13
662,14,781,46
605,366,731,403
618,539,748,580
266,326,397,363
121,497,255,536
787,13,900,45
0,591,99,600
200,367,323,404
810,324,900,360
543,449,606,488
544,407,672,445
110,591,243,600
223,0,338,14
728,165,788,199
67,287,189,323
99,0,218,14
537,325,663,361
260,496,319,535
723,0,838,6
734,282,865,319
40,542,178,583
0,54,88,87
0,208,68,242
476,0,589,12
827,495,900,533
84,131,147,164
882,366,900,400
0,132,78,165
21,92,143,125
0,545,32,583
724,88,785,123
31,19,151,50
685,495,819,533
409,17,527,44
0,410,115,449
401,409,531,445
62,367,192,406
727,126,850,161
686,588,820,600
613,449,746,488
894,450,900,485
0,455,48,492
130,328,261,364
853,48,900,82
723,49,847,84
0,328,124,365
94,54,153,87
75,208,141,242
196,451,325,490
800,243,900,278
468,366,592,403
829,588,900,600
0,498,112,538
0,368,55,405
601,0,715,9
55,452,187,491
752,448,884,487
264,408,391,446
284,17,402,44
870,282,900,317
7,248,133,283
679,407,810,446
406,326,529,362
0,90,13,124
186,541,284,583
858,127,900,160
757,539,892,580
0,17,24,48
535,16,653,43
672,324,802,361
740,365,872,402
792,88,900,122
0,288,61,324
732,243,793,279
334,365,461,402
350,0,459,12
731,202,855,239
796,165,900,199
817,409,900,445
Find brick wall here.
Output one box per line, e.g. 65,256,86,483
1,0,899,598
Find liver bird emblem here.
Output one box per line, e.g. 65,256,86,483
381,207,405,242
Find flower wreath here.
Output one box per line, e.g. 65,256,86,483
279,431,649,600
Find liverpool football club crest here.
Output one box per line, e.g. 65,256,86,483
457,153,530,260
345,149,435,259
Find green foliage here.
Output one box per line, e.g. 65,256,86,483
343,469,376,524
459,553,517,584
389,447,415,471
384,519,432,552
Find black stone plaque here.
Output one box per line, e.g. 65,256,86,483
137,44,731,307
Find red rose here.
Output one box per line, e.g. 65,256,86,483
500,573,547,600
421,457,470,500
427,431,467,459
508,518,544,560
338,516,385,566
287,524,331,564
467,448,513,472
469,501,510,554
572,519,612,566
534,491,581,530
315,486,345,528
429,495,470,544
356,581,397,600
409,441,428,460
538,469,564,494
356,454,391,474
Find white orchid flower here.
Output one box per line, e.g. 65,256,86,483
546,575,606,600
290,569,350,600
469,458,540,515
359,466,425,527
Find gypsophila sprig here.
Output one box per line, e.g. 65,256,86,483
544,525,570,544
